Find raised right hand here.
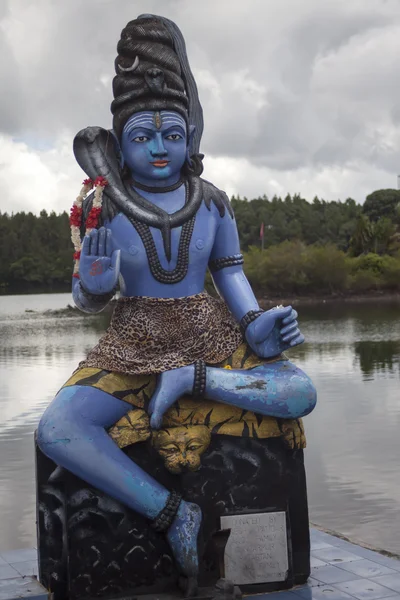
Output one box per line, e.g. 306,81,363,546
79,227,120,295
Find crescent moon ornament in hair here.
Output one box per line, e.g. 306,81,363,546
111,14,204,155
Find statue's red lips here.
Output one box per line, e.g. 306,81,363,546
151,160,169,168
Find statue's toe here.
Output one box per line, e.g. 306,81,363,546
179,575,198,598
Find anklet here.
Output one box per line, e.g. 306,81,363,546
151,491,182,533
240,309,264,333
193,360,206,398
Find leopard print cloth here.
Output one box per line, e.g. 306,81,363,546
80,292,243,375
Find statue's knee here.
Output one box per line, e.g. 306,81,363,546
37,407,66,453
37,392,75,456
295,370,317,416
269,362,316,417
37,413,49,448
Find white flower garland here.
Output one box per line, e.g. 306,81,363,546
70,177,108,277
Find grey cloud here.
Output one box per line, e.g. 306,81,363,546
1,0,183,136
1,0,400,203
0,25,24,133
198,2,400,174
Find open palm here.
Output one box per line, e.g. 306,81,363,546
80,227,120,295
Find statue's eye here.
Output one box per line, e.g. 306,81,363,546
161,446,179,455
133,136,149,143
165,134,182,141
188,444,201,451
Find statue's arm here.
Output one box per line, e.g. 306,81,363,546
209,211,304,357
209,213,260,323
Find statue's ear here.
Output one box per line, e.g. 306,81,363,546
187,125,196,154
110,129,124,169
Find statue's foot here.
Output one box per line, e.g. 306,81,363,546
167,500,202,597
179,575,198,598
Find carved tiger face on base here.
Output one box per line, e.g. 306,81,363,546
152,425,211,474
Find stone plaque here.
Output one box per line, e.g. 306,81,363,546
220,511,289,585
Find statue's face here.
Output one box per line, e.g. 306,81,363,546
121,110,187,184
152,426,211,474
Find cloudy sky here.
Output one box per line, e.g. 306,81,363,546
1,0,400,214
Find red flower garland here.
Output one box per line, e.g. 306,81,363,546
94,176,108,188
85,206,102,229
69,204,82,227
69,177,108,278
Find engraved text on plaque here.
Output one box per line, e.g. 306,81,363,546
220,511,289,585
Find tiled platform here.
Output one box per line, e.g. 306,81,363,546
0,547,46,600
1,528,399,600
248,528,400,600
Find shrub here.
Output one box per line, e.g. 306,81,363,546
242,246,399,296
303,245,348,294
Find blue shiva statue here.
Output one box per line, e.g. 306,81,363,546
37,14,316,597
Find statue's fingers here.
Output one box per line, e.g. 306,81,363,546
98,227,106,256
89,229,99,255
272,306,292,319
282,328,300,343
282,309,298,325
105,229,113,257
280,320,298,336
290,333,305,347
82,234,91,256
253,307,291,343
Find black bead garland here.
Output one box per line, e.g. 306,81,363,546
127,183,196,284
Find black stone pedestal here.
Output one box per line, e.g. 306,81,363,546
36,435,310,600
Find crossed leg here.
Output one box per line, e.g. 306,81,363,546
37,384,201,595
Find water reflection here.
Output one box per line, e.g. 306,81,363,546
287,303,400,553
0,295,399,555
289,338,400,379
354,341,400,377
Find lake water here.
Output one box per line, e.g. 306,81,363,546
0,294,399,554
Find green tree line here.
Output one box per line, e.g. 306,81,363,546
0,210,72,293
0,188,399,295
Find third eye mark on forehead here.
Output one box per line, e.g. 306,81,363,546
124,111,186,136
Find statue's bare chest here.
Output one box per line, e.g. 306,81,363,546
107,204,218,283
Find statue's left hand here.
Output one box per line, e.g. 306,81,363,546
245,306,304,358
148,365,194,429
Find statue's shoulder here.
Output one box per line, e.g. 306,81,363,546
200,177,234,219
